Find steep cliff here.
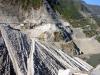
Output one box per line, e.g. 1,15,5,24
0,0,100,75
0,25,93,75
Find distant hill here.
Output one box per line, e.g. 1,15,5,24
87,5,100,17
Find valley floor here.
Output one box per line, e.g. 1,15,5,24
72,28,100,67
72,28,100,55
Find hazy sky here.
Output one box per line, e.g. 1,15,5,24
83,0,100,5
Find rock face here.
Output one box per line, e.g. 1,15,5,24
0,0,96,75
0,37,10,75
0,25,93,75
0,25,31,75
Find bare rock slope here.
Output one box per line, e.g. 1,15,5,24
0,25,94,75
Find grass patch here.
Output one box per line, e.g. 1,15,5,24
32,0,42,9
83,24,97,37
16,0,43,10
94,17,100,27
96,35,100,42
86,54,100,67
83,30,97,37
48,0,82,20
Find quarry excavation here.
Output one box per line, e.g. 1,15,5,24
0,0,100,75
0,24,94,75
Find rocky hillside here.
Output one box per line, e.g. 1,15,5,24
45,0,100,39
87,5,100,17
0,0,100,75
0,24,94,75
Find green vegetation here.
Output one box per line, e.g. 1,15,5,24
48,0,82,20
86,54,100,67
96,35,100,42
47,0,99,38
83,30,97,37
48,1,94,26
31,0,42,9
19,0,31,10
82,24,98,37
69,18,91,28
94,17,100,27
10,0,42,10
